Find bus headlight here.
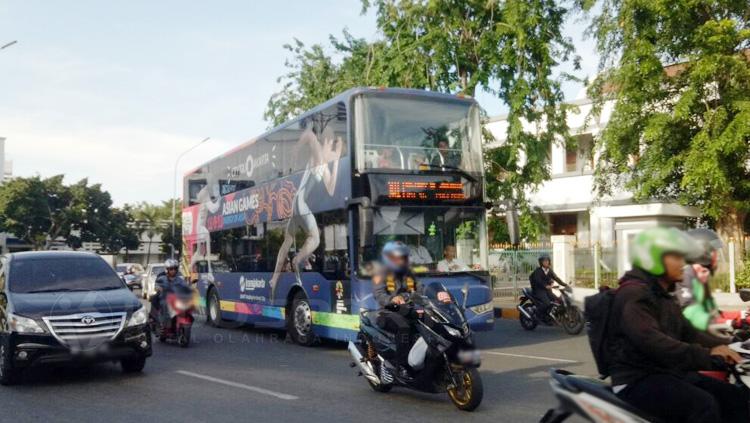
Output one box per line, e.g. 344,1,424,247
468,302,493,316
127,306,148,327
9,314,45,334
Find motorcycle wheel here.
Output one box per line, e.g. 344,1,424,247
519,305,538,331
177,326,191,348
447,366,483,411
562,306,584,335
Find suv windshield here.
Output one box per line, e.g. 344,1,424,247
359,206,487,276
354,94,482,173
10,257,125,293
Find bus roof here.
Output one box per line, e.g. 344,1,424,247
184,87,476,177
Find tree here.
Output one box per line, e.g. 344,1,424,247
580,0,750,252
0,175,140,252
266,1,579,241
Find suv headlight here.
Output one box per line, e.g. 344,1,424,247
127,306,148,327
9,313,45,334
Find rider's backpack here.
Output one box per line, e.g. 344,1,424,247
583,282,639,377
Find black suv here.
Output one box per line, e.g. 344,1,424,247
0,251,152,384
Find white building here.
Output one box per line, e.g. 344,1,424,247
485,97,698,273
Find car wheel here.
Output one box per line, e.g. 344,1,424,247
121,355,147,373
0,338,18,386
287,291,316,346
206,288,224,327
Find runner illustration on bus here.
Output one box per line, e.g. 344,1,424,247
182,88,495,345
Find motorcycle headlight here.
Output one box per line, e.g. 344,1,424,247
127,306,148,327
445,325,462,338
9,313,45,334
468,302,493,316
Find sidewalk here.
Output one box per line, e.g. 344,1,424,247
493,287,748,320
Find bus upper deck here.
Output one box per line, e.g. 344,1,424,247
182,88,494,344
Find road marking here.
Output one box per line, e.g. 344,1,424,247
483,351,578,363
176,370,299,400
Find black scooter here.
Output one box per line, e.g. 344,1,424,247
518,284,584,335
348,283,483,411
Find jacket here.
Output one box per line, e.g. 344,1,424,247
676,265,718,331
373,269,421,308
529,266,564,294
608,268,724,386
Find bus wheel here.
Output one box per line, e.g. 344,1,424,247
206,288,224,327
288,291,316,346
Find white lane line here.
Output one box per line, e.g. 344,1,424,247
176,370,299,400
483,351,578,363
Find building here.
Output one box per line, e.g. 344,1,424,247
485,96,699,274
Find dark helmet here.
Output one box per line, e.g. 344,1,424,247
382,241,410,275
538,254,551,265
687,228,723,270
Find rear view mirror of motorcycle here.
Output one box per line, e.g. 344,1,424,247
740,289,750,303
461,283,469,309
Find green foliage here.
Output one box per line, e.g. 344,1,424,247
581,0,750,245
130,199,180,255
0,175,139,252
266,1,579,242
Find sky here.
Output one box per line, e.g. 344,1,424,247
0,1,597,206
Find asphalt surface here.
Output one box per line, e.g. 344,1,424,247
0,310,597,423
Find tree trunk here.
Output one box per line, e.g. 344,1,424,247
717,208,747,269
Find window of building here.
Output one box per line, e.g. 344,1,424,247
550,213,577,236
564,133,594,174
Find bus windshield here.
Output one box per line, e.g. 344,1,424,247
359,206,487,276
354,95,482,174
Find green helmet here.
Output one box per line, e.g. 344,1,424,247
629,227,700,276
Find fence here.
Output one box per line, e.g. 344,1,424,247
573,244,619,289
489,248,551,298
489,237,748,299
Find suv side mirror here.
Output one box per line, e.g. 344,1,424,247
739,289,750,302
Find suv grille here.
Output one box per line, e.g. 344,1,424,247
43,312,127,347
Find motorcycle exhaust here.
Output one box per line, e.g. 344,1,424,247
347,341,381,385
517,305,533,320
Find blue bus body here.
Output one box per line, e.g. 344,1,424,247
184,88,494,343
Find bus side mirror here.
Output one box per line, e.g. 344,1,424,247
505,204,520,246
359,207,374,248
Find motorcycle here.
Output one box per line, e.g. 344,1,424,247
348,283,483,411
148,283,195,348
541,288,750,423
518,284,584,335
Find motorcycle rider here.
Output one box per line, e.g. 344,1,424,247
529,254,568,321
608,227,748,423
151,259,187,324
373,241,450,373
677,228,723,332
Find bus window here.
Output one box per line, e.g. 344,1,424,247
358,206,487,276
354,94,482,174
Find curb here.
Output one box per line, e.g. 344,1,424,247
494,307,519,320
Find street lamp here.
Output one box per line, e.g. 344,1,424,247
171,137,211,258
1,40,18,51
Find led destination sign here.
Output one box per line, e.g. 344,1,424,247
386,181,466,201
367,174,479,205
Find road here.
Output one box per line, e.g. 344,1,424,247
0,315,596,423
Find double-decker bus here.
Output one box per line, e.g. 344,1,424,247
182,88,494,345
